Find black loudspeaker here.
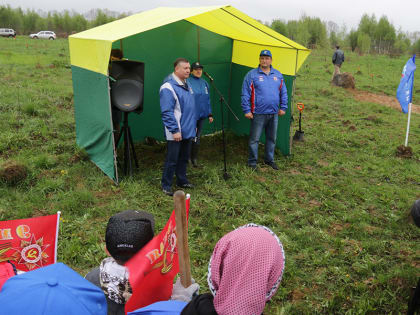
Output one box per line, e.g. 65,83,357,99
109,60,144,113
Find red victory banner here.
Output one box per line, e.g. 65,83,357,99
0,212,60,272
125,195,190,313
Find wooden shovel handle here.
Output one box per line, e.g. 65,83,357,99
173,190,192,287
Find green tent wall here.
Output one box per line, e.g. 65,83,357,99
72,20,297,183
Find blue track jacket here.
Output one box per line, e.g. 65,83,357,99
160,73,196,140
187,75,212,120
241,66,288,114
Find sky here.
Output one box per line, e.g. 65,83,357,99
4,0,420,33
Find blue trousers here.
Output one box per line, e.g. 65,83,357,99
248,114,278,166
161,140,191,190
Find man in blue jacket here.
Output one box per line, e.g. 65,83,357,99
160,58,196,196
187,61,213,167
241,50,288,170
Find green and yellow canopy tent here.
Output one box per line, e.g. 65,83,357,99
69,5,310,183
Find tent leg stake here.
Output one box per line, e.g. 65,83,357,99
220,96,230,180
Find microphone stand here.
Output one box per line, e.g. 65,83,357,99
204,72,239,180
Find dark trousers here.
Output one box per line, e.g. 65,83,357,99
195,118,205,145
161,140,191,190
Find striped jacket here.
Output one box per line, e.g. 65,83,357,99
241,66,288,115
160,73,196,141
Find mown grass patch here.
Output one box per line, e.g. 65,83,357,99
0,38,419,313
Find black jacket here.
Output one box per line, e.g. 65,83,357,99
181,293,218,315
332,49,345,65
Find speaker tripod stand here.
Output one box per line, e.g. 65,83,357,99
115,112,138,176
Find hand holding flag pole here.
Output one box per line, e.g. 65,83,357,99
173,191,192,288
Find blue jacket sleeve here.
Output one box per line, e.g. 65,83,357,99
205,81,212,116
279,76,288,111
160,87,179,133
241,71,252,114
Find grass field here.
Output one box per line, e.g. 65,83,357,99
0,36,419,314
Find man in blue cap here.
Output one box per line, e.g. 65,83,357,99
0,263,107,315
241,49,288,170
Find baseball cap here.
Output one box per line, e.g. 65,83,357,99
191,61,203,69
0,263,107,315
106,210,155,263
260,49,272,58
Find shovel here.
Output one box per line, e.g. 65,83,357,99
293,103,305,141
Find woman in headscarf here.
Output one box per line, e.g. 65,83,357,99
181,223,285,315
128,224,285,315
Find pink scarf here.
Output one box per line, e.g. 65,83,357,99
207,224,285,315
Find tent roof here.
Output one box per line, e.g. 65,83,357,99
69,5,310,76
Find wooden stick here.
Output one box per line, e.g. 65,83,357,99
173,190,192,287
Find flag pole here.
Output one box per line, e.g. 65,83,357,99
404,102,412,147
54,211,61,264
173,190,192,287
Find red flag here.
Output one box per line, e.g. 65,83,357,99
125,197,190,313
0,212,60,272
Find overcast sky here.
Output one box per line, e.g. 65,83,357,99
4,0,420,33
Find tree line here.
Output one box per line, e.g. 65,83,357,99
0,5,127,36
270,14,419,55
1,5,419,55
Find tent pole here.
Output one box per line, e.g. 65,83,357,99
196,26,200,62
404,102,412,147
290,49,299,154
227,55,233,128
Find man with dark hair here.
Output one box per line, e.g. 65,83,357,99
160,58,196,196
332,45,345,77
241,49,288,171
85,210,155,315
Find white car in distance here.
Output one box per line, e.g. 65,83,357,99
29,31,56,40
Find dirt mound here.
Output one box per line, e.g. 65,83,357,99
351,90,420,114
332,72,355,89
0,161,28,186
396,145,413,158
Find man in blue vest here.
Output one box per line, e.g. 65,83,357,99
160,58,196,196
187,61,214,167
241,50,288,171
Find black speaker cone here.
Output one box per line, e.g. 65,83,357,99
111,78,143,112
109,60,145,113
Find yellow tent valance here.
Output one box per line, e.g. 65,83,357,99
69,5,310,76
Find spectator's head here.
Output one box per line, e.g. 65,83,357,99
110,49,123,61
191,61,203,78
0,263,107,315
411,199,420,228
173,58,190,80
207,224,285,315
106,210,155,264
336,45,340,49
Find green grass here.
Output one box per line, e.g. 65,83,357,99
0,37,419,314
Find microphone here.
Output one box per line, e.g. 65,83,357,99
203,71,214,82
